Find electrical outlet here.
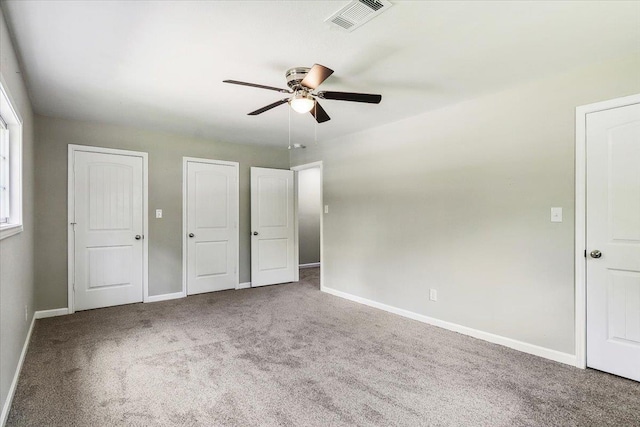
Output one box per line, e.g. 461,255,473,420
156,209,163,219
429,289,437,302
24,305,28,322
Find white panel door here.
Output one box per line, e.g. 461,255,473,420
186,160,238,295
586,102,640,382
73,151,144,311
251,167,295,287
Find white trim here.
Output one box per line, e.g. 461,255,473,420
291,161,323,171
574,93,640,370
322,286,577,366
67,147,74,313
34,308,69,319
0,224,22,240
291,161,324,289
182,157,240,297
67,144,149,313
1,314,35,426
142,154,149,303
299,262,320,269
236,282,251,290
293,173,300,282
0,74,23,124
0,73,24,241
146,292,185,303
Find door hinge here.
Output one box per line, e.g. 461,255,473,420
584,249,587,258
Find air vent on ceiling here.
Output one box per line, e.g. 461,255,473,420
326,0,393,32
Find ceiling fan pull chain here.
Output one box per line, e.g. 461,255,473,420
314,104,318,144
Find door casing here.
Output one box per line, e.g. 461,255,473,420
182,157,240,296
67,144,149,314
574,93,640,369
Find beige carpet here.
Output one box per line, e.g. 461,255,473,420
7,268,640,426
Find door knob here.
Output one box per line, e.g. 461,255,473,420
590,250,602,258
135,235,142,240
189,233,195,238
253,231,259,236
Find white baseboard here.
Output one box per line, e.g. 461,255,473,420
34,308,69,319
236,282,251,290
321,286,578,367
1,314,36,426
299,262,320,269
146,291,185,303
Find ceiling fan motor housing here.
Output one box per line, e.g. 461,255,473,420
286,67,311,89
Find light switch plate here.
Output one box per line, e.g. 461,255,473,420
324,205,329,214
429,289,437,301
551,207,562,223
156,209,163,219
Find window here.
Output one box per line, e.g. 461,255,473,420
0,115,10,223
0,75,23,240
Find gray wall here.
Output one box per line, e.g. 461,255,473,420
35,116,290,310
297,167,321,265
0,6,35,418
291,54,640,355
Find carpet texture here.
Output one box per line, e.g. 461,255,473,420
7,268,640,426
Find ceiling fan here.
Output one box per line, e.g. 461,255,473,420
223,64,382,123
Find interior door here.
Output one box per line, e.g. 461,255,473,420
251,167,295,287
73,150,144,311
586,102,640,382
186,160,238,295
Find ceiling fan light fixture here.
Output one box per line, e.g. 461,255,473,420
289,92,315,114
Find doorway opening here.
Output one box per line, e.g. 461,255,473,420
292,162,323,290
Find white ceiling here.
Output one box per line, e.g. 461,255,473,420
3,0,640,147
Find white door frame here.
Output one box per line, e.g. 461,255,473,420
291,161,323,288
182,157,240,295
67,144,149,314
574,93,640,369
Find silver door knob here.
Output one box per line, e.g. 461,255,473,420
135,235,142,240
590,250,602,258
189,233,195,238
252,231,258,236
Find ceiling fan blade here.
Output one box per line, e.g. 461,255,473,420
223,80,291,93
248,98,289,115
300,64,334,90
317,91,382,104
311,101,331,123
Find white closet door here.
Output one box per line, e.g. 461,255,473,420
250,167,295,287
586,102,640,382
186,160,238,295
73,151,144,311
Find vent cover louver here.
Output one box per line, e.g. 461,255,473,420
326,0,393,32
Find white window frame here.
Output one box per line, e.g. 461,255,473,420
0,73,24,240
0,116,9,223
